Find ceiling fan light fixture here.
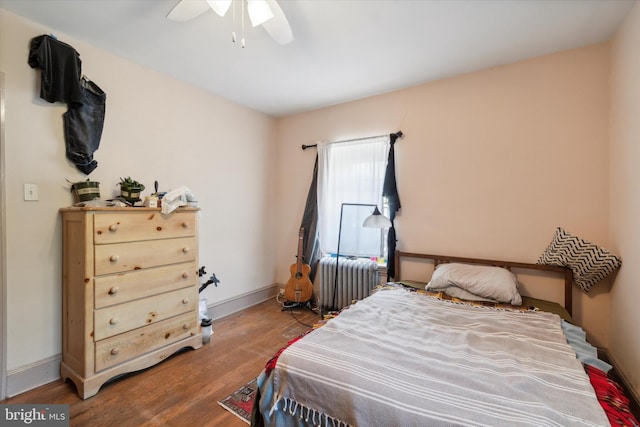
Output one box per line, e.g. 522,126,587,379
167,0,292,45
206,0,232,17
247,0,274,27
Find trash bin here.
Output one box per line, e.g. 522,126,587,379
201,318,213,344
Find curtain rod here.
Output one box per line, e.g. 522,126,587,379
301,130,403,150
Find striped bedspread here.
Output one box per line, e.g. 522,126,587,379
258,288,609,426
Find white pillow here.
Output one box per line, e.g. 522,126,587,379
426,263,522,305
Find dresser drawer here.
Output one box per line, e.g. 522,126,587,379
94,287,197,340
94,236,197,275
95,312,198,372
95,262,198,309
93,211,196,244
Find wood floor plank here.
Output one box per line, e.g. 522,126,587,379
1,298,319,426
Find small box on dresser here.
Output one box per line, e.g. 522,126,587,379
60,207,202,399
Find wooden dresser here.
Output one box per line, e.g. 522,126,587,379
60,207,202,399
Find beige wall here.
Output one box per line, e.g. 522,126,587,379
610,1,640,400
0,10,278,373
276,43,613,347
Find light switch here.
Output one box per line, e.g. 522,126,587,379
24,183,38,201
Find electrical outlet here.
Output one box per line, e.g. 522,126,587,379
279,288,285,296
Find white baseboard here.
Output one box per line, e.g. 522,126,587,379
6,354,62,398
208,283,279,320
5,284,280,398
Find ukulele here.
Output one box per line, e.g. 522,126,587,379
284,227,313,303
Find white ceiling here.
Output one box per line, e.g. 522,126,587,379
1,0,636,117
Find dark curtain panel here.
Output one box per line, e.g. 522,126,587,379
300,154,322,282
382,133,401,280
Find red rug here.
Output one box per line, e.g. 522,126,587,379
218,378,257,424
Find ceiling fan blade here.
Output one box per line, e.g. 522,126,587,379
167,0,210,22
247,0,274,27
261,0,293,45
206,0,232,17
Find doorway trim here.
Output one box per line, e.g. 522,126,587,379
1,71,8,400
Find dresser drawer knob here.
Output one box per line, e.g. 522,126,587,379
182,272,189,279
108,286,119,295
109,255,119,262
183,323,190,330
110,348,120,356
181,222,188,228
109,317,119,325
108,224,118,232
182,298,189,304
182,247,189,254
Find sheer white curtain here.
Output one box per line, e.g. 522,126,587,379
317,135,390,257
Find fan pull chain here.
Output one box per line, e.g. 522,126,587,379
230,0,236,42
229,0,247,48
241,0,246,47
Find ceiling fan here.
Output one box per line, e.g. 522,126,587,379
167,0,294,46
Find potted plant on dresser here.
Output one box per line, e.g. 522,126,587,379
118,176,145,204
70,178,100,203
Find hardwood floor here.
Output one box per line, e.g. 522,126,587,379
5,297,639,426
1,298,320,426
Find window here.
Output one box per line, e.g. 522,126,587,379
317,135,390,258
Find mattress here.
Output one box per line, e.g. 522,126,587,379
255,287,609,426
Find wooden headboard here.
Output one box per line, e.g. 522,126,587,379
394,250,574,315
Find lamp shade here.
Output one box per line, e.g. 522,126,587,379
362,206,391,229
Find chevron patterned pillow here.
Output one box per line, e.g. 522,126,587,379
538,227,622,292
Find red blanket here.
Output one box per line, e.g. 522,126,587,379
586,365,639,426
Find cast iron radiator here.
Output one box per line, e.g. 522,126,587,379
319,257,379,311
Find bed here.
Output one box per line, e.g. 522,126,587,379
252,251,626,426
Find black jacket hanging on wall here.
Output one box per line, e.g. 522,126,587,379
29,34,106,175
28,35,84,105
